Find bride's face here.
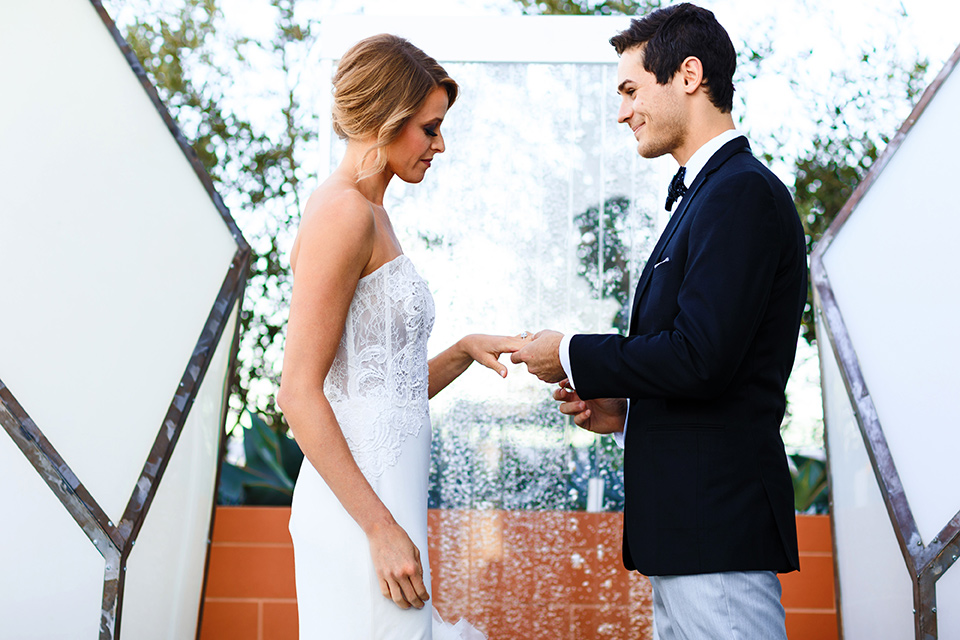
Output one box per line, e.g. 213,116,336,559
383,87,449,184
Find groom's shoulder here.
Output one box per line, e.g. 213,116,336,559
716,151,792,201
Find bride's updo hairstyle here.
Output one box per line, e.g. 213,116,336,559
332,34,459,179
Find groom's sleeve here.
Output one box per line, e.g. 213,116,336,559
569,170,782,402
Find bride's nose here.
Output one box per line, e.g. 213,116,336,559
432,132,445,154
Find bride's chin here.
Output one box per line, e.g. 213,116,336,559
400,172,427,185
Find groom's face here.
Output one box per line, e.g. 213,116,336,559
616,46,686,160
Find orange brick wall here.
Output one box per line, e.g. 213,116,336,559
199,507,298,640
781,515,838,640
199,508,835,640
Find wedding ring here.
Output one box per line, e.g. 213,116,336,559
520,331,529,339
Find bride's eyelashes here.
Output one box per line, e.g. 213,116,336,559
424,125,438,137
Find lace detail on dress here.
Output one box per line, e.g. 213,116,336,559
324,255,435,479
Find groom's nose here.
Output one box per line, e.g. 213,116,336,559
618,97,633,124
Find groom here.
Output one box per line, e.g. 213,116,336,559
512,4,805,638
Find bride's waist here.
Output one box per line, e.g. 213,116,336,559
325,392,428,410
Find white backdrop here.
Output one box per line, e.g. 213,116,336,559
814,44,960,640
0,1,245,638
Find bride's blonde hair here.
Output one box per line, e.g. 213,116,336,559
332,34,459,179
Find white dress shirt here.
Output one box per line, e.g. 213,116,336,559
559,129,745,446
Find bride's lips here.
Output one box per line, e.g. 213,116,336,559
421,157,433,167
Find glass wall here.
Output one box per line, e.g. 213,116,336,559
325,59,671,511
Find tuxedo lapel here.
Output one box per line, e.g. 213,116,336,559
628,138,751,330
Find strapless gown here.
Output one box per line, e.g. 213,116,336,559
289,255,483,639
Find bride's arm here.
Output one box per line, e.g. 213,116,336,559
427,333,525,399
278,192,428,611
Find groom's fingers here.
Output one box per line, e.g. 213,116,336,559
573,408,592,428
553,385,579,402
501,335,526,354
558,400,586,417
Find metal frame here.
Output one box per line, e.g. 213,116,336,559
0,2,250,638
811,42,960,640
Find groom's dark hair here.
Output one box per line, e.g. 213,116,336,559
610,3,736,113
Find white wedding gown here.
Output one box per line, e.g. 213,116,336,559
289,255,484,640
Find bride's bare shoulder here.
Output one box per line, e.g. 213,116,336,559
291,182,375,269
302,181,375,231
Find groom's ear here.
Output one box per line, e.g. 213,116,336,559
677,56,704,95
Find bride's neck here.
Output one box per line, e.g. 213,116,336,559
341,140,393,205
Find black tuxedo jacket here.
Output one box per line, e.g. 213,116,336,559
570,137,804,576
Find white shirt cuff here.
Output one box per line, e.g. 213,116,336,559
559,333,576,390
613,400,629,448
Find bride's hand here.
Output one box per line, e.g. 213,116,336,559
367,521,430,610
458,333,527,378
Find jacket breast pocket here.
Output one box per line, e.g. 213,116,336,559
641,260,681,327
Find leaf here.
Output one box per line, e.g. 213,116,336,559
278,432,305,482
246,411,294,491
217,462,248,505
790,454,829,514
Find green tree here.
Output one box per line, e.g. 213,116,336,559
515,0,658,15
574,196,635,333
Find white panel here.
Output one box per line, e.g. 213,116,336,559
0,434,104,639
0,0,238,523
936,562,960,639
122,304,237,639
821,62,960,543
819,324,915,639
318,15,632,63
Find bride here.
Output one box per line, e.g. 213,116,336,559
279,34,520,639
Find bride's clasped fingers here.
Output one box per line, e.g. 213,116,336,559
460,333,528,378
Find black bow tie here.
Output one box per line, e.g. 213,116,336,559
665,166,687,211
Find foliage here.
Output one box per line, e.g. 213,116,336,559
791,54,929,345
793,134,881,344
789,452,829,514
515,0,658,15
218,412,303,505
574,196,634,333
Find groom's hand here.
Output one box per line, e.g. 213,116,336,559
554,381,627,435
510,329,565,383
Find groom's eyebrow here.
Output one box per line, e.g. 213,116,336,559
617,80,631,94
